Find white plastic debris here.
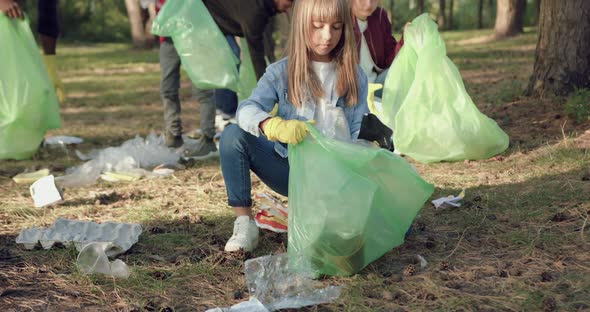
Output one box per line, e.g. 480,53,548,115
77,242,130,279
15,218,142,255
207,254,341,311
205,298,269,312
29,175,63,208
44,135,84,146
59,133,180,187
431,190,465,210
415,254,428,269
13,168,50,184
244,254,341,311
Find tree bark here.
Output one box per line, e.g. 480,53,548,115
438,0,446,29
478,0,484,29
534,0,541,25
494,0,526,38
526,1,590,96
125,0,146,48
417,0,425,13
488,0,495,27
448,0,454,29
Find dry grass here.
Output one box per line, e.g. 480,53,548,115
1,30,590,311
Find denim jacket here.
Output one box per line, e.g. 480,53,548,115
236,58,369,158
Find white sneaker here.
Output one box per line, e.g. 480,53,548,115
224,216,259,252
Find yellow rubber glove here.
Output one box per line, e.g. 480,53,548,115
263,116,310,145
42,54,65,102
367,83,383,114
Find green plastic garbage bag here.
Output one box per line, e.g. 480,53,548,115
0,15,61,160
151,0,239,91
288,125,434,276
237,38,257,103
381,14,509,163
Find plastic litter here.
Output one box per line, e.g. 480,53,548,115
415,254,428,269
431,190,465,210
16,218,142,254
254,193,288,233
77,242,130,279
288,125,434,276
58,133,180,187
0,14,61,160
44,135,83,146
205,298,269,312
244,253,341,311
381,14,509,163
29,175,63,208
12,168,50,184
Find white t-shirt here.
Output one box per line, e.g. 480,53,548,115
297,61,337,120
357,18,378,83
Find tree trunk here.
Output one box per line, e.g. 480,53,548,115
494,0,526,38
417,0,425,13
488,0,495,27
438,0,446,29
534,0,541,25
526,1,590,96
448,0,454,29
125,0,146,47
478,0,484,29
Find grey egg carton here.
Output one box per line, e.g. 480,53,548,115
16,218,142,257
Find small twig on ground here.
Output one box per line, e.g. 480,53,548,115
445,226,472,260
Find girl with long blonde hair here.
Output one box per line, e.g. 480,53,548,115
218,0,369,252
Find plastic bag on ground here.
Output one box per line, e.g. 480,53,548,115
381,14,509,163
58,133,179,187
77,242,130,279
151,0,239,91
288,125,434,276
244,253,341,311
0,15,61,160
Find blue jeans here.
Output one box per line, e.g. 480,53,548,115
215,35,240,117
219,124,289,207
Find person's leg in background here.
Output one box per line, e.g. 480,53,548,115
219,124,289,251
186,87,219,158
38,0,65,102
214,35,241,119
159,38,184,148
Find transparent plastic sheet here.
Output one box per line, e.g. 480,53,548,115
288,125,434,276
314,105,351,142
77,242,130,279
244,254,342,310
58,133,179,187
0,15,61,160
151,0,239,91
381,14,509,163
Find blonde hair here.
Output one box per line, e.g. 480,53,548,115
287,0,359,107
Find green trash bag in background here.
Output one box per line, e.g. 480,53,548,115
381,14,509,163
237,38,257,103
151,0,239,91
0,15,61,160
287,126,434,276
